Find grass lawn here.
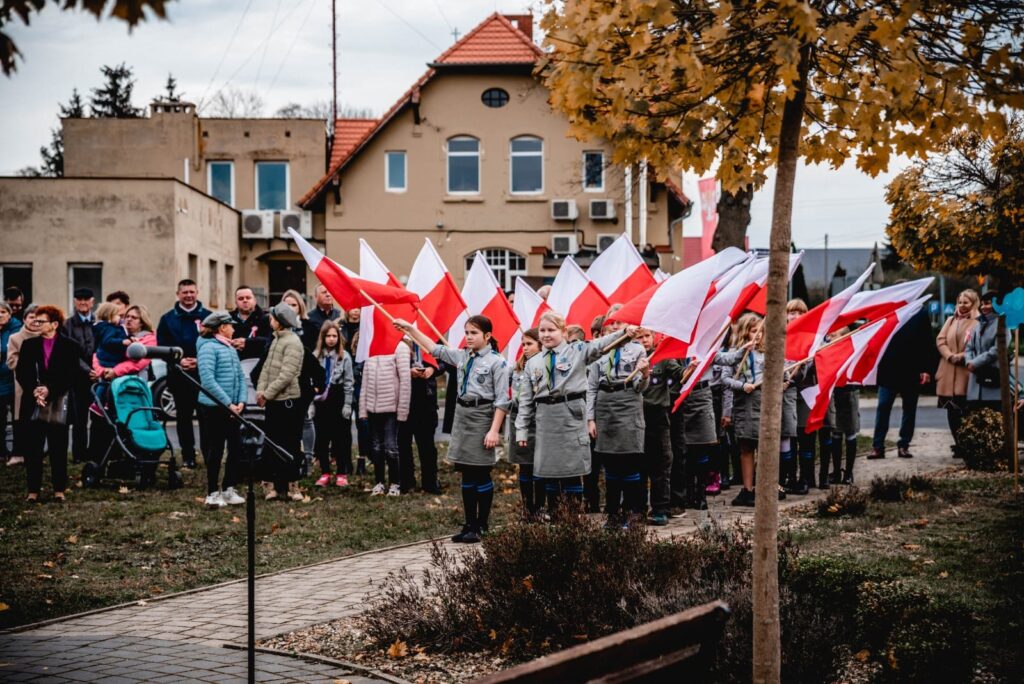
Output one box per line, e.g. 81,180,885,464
0,445,524,630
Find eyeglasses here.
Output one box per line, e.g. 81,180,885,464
36,319,53,324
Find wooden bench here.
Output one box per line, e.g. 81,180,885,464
471,600,730,683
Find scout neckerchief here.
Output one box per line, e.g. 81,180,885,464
605,347,622,382
460,350,477,397
546,349,557,390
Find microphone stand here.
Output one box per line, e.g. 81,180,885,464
169,363,294,684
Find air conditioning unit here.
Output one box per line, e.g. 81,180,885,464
280,210,312,238
589,199,617,221
241,210,274,239
550,199,579,221
596,233,619,253
551,234,579,256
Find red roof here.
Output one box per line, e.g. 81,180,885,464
299,13,540,208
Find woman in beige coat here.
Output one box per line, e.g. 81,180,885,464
935,289,979,453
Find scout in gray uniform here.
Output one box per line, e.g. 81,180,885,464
639,330,684,526
510,327,545,516
678,357,721,511
829,326,861,484
516,310,639,513
394,315,510,544
587,330,650,526
778,359,800,496
722,313,765,507
796,361,836,490
709,344,746,492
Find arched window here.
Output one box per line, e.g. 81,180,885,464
466,248,527,291
509,136,543,194
447,136,480,194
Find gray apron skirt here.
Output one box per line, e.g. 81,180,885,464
781,385,798,438
447,402,498,466
535,397,591,478
833,386,860,435
682,385,718,445
508,404,536,465
595,387,645,454
732,388,762,441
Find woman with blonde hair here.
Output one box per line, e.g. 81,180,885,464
935,289,980,453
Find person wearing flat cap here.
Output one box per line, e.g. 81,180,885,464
63,287,96,463
196,312,247,508
255,302,306,501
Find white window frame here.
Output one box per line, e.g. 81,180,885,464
583,150,605,192
385,151,407,193
465,248,528,291
446,136,481,195
509,136,544,195
206,160,235,207
255,161,291,211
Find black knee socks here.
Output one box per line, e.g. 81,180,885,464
460,466,493,531
518,465,534,513
844,437,857,480
831,432,843,479
461,480,477,528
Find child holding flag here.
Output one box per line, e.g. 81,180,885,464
510,328,544,516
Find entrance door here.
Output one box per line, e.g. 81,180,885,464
267,259,306,306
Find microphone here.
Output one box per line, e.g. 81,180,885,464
127,343,184,362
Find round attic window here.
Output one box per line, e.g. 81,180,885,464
481,88,510,108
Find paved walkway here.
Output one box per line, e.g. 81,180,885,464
0,427,956,683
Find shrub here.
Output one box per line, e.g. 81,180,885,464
817,486,869,517
957,408,1007,471
869,474,935,502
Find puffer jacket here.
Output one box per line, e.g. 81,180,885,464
257,330,303,401
358,342,411,422
197,336,247,407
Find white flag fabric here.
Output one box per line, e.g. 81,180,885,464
447,252,520,352
506,278,551,361
546,257,610,337
585,233,657,304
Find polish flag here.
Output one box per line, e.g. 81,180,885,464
288,228,419,311
800,318,886,433
844,295,931,385
357,239,418,362
547,257,610,338
406,239,467,340
785,263,875,361
448,252,520,352
830,277,933,332
586,234,657,304
506,278,551,361
736,252,804,318
654,268,670,283
610,247,748,344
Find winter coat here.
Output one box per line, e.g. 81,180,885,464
307,306,341,331
876,309,938,389
358,343,411,422
92,331,156,378
229,307,273,361
315,349,355,412
935,313,978,398
93,321,129,368
0,317,23,397
62,313,96,375
197,336,247,408
256,330,304,402
15,333,83,422
964,313,1009,403
7,325,39,419
156,301,212,359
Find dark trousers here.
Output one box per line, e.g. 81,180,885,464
968,399,1002,413
0,394,12,459
873,384,919,450
369,412,400,485
399,408,438,492
941,395,968,444
604,452,644,516
669,406,688,506
198,405,241,494
262,399,304,494
313,401,352,476
642,404,672,514
169,370,205,462
26,421,69,494
583,444,604,513
70,380,93,462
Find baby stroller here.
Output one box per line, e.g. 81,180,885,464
83,375,182,489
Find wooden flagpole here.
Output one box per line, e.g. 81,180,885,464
415,306,451,347
750,324,862,390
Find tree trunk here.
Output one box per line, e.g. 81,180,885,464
713,186,754,250
752,47,811,684
996,314,1013,463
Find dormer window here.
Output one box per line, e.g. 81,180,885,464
482,88,509,108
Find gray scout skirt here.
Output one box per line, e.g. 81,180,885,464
781,385,798,438
508,404,535,465
732,388,762,441
447,403,498,467
797,393,835,430
682,385,718,445
595,388,645,454
535,397,591,478
832,386,860,435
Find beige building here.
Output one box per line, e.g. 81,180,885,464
300,13,689,290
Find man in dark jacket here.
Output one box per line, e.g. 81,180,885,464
228,286,272,360
871,307,939,459
307,284,342,331
63,288,97,463
156,279,212,468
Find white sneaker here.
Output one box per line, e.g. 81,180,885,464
221,487,245,505
387,483,401,497
370,483,386,496
204,492,225,508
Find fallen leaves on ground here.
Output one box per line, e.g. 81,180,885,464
66,535,78,544
118,486,130,494
0,602,8,612
387,639,409,658
902,543,922,551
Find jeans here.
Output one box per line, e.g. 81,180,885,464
872,385,919,450
369,412,400,485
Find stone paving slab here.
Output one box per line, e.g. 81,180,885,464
0,427,955,683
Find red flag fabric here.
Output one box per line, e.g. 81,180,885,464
448,252,520,352
785,263,875,361
506,278,551,361
737,253,804,317
406,239,468,339
547,257,610,338
844,296,931,386
586,233,657,304
357,239,419,360
830,277,933,332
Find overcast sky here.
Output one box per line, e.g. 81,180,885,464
0,0,905,249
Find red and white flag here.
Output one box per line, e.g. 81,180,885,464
610,246,748,344
585,233,657,304
547,257,610,338
830,277,933,332
406,239,467,340
735,252,804,318
448,252,520,352
356,239,418,362
506,278,551,361
844,295,931,385
654,268,670,283
800,318,886,433
785,263,875,361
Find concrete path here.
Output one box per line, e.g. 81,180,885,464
0,427,956,683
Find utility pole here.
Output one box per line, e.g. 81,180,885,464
638,160,648,249
331,0,338,128
823,232,829,297
625,165,634,243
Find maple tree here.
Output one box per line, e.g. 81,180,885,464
541,1,1024,681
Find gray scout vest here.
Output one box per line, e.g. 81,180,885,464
587,341,649,454
433,344,510,466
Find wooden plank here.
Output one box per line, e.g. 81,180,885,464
471,600,730,683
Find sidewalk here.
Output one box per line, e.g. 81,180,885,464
0,428,956,683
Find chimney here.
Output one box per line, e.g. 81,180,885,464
504,14,533,41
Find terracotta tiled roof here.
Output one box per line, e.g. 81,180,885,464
665,177,690,204
299,13,540,208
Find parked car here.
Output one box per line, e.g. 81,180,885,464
147,359,176,421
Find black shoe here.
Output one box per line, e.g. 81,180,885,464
778,486,787,501
840,470,854,485
785,478,809,495
720,478,732,491
462,528,481,544
731,488,755,507
898,447,913,458
182,460,197,470
818,477,830,490
451,525,472,543
355,457,368,475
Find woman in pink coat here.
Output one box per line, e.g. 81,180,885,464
358,342,411,496
934,289,979,454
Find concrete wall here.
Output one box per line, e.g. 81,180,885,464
0,178,239,314
324,71,675,285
